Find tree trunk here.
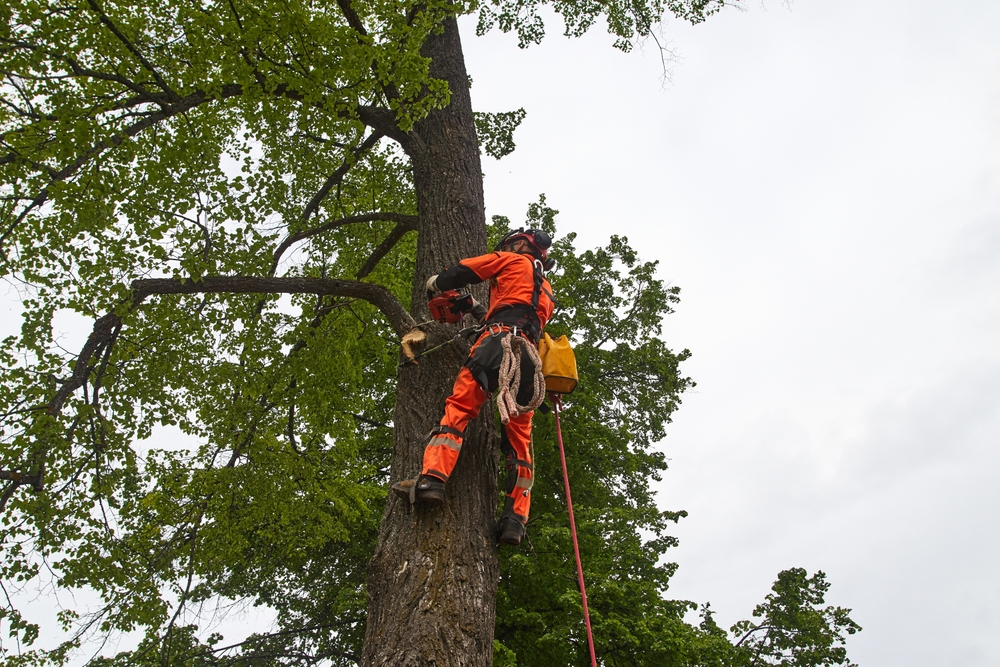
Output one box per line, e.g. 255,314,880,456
361,17,499,667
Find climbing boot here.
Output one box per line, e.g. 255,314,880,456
497,515,525,547
391,474,446,506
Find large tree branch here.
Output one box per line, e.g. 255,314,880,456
0,275,413,503
355,105,410,145
131,276,415,334
271,212,418,275
85,0,179,101
356,221,417,279
44,276,412,419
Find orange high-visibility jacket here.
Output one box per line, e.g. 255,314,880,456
437,251,555,334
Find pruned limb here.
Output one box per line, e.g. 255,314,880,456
130,276,415,335
356,221,417,279
271,212,418,276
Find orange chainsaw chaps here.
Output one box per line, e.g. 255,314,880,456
421,366,535,521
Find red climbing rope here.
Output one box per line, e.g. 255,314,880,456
550,392,598,667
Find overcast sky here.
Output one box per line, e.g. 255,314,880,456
463,0,1000,664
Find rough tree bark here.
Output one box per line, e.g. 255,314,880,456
361,16,501,667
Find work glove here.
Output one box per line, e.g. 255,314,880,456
469,298,487,322
425,274,440,295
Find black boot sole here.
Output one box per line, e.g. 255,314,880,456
497,517,524,546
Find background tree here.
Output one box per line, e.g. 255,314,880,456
726,569,862,667
0,1,860,666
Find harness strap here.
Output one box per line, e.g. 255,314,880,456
531,259,544,310
430,425,464,439
505,458,533,471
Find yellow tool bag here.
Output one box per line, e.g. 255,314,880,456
538,332,578,395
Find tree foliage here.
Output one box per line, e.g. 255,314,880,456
1,0,859,665
727,569,862,667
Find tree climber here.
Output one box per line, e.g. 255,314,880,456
393,229,557,546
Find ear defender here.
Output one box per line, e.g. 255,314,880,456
530,229,552,250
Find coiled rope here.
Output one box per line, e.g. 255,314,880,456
496,333,545,424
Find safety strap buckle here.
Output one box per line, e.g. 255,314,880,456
487,323,506,337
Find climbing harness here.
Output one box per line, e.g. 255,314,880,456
487,257,554,345
551,392,598,667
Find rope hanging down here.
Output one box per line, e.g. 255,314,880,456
496,332,545,424
552,393,599,667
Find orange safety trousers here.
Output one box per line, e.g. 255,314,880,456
421,365,534,522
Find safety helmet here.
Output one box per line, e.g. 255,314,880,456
496,227,553,264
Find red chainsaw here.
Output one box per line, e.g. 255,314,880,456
427,290,474,324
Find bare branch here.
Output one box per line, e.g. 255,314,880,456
335,0,368,36
85,0,180,101
271,211,418,276
301,132,383,224
356,221,417,279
